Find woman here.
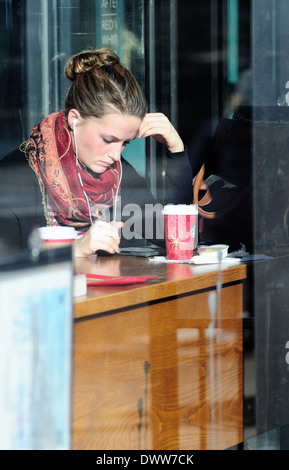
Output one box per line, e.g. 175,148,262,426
0,48,192,257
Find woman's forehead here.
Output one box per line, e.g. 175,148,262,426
89,112,141,139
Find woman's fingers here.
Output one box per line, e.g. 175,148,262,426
91,220,123,251
74,220,124,257
138,113,184,153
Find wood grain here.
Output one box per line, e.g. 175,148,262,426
74,256,247,318
72,257,246,450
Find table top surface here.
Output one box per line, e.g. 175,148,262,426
73,255,247,320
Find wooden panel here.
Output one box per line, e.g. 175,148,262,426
73,305,151,450
72,283,243,450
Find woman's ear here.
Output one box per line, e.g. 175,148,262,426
67,109,81,129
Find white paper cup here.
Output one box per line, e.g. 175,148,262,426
38,226,77,249
162,204,198,260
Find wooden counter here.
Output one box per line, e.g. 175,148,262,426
72,255,247,450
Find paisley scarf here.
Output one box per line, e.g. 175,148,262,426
21,112,121,229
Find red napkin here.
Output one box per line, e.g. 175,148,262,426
77,273,158,286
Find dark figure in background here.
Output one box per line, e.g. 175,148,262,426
188,70,254,253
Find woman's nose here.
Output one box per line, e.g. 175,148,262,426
108,143,123,161
108,152,121,162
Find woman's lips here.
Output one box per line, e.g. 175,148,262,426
98,160,112,168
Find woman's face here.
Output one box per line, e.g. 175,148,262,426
69,111,142,174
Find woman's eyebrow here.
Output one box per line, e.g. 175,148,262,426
102,133,119,140
103,133,137,141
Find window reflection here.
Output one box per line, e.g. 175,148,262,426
1,0,289,451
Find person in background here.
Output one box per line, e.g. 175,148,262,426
0,48,192,257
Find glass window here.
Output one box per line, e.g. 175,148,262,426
0,0,27,158
0,0,147,174
2,0,289,451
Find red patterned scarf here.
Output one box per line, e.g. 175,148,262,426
21,112,121,229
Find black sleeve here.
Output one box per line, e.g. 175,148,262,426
0,149,46,254
165,147,193,204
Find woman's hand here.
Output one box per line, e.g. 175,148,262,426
138,113,184,153
74,220,124,257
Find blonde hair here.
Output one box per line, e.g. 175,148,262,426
64,48,147,118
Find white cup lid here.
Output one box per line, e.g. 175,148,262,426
162,204,198,215
38,226,76,240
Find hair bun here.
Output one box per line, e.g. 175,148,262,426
65,48,121,81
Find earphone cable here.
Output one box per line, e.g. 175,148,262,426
73,119,122,225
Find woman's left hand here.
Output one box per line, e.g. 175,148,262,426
137,113,184,153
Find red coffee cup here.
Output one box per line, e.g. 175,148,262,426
163,204,198,260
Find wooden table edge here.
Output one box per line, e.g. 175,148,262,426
74,263,248,319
